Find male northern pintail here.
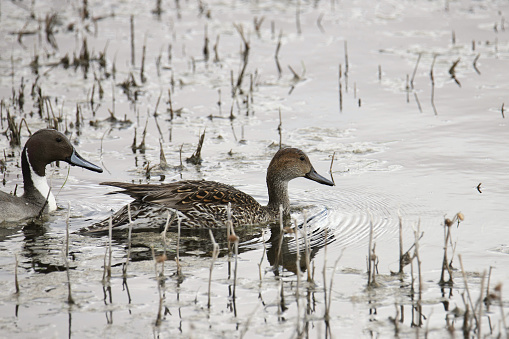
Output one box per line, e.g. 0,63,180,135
81,148,334,233
0,129,103,222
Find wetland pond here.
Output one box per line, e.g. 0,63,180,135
1,0,509,337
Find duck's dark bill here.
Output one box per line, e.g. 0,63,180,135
67,149,103,173
305,167,334,186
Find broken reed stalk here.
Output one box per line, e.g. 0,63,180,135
175,216,182,276
258,230,266,286
410,53,422,89
430,54,438,115
160,212,175,277
14,253,19,294
122,203,134,279
439,221,453,285
322,227,329,321
458,254,480,330
367,219,375,287
413,221,422,326
152,245,164,327
233,24,250,95
275,31,282,78
399,215,404,274
185,130,205,165
107,216,113,279
338,64,343,113
65,202,75,304
278,108,282,149
227,203,239,299
302,214,312,282
329,152,335,185
208,229,219,309
140,35,147,83
293,219,301,334
344,41,349,92
275,205,285,270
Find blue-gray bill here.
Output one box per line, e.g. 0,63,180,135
305,167,334,186
66,149,103,173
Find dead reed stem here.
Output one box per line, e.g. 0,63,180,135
140,35,147,83
130,16,135,66
176,216,182,276
107,216,112,279
398,215,404,274
329,152,335,185
122,203,133,279
338,64,343,113
14,253,19,295
430,54,438,115
410,53,421,89
322,227,329,321
458,254,480,329
65,202,74,304
302,214,312,283
367,219,375,287
227,204,239,299
413,220,422,326
293,219,301,334
275,31,282,78
258,230,266,286
208,229,219,309
278,108,282,149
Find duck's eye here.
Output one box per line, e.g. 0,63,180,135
299,156,305,161
56,137,63,142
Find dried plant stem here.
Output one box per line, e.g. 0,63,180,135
322,228,329,321
367,219,375,287
14,254,19,294
413,221,422,326
227,203,239,299
329,152,335,185
458,254,479,328
430,54,438,115
293,219,301,334
275,31,282,78
338,64,343,113
208,230,219,309
65,202,74,304
176,216,182,276
439,223,453,285
398,215,404,274
302,214,312,283
123,203,134,279
278,108,282,149
410,53,421,89
258,230,266,286
107,216,112,279
130,16,135,66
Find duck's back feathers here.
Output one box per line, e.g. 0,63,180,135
82,180,268,233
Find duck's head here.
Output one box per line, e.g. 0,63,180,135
25,129,103,176
267,148,334,186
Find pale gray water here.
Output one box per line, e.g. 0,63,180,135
0,0,508,337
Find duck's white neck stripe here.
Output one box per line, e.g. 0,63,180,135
29,165,57,212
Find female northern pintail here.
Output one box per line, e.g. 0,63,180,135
0,129,103,222
81,148,334,233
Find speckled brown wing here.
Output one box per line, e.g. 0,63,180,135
100,180,262,211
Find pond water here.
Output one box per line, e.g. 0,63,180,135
0,0,508,337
